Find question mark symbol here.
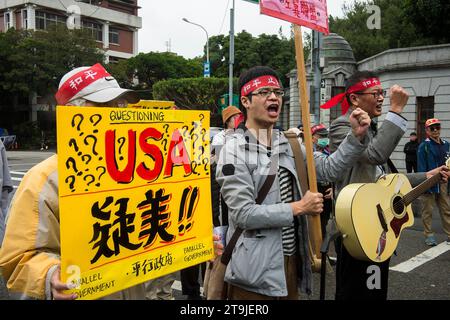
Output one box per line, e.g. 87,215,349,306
181,125,189,138
190,162,198,176
162,139,168,152
84,135,100,159
96,166,106,187
197,145,205,162
190,121,199,136
192,133,199,145
202,158,209,174
200,128,206,143
83,174,95,191
66,157,82,176
65,175,76,192
117,137,126,161
82,154,92,165
194,139,205,161
71,114,84,136
199,114,205,122
163,124,169,135
69,138,82,156
89,114,102,133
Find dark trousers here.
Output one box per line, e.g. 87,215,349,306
180,263,206,296
406,160,417,173
335,236,389,300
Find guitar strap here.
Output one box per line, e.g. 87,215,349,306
387,158,399,174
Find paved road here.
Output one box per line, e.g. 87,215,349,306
1,151,449,300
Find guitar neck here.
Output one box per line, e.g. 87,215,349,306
404,173,441,206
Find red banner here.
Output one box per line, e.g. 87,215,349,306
260,0,329,34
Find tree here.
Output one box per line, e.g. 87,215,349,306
329,0,448,61
207,31,297,87
0,26,104,148
119,52,203,98
152,77,238,127
404,0,450,44
0,26,104,103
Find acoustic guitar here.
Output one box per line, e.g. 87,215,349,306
335,161,448,262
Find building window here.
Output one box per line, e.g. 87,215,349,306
4,11,12,29
22,10,28,29
78,0,102,4
35,11,66,30
108,56,122,64
109,28,120,45
82,20,103,41
330,87,345,123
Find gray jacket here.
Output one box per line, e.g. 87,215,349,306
216,127,369,296
330,111,426,195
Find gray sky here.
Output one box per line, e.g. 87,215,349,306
137,0,354,59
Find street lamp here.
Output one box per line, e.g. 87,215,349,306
182,17,210,77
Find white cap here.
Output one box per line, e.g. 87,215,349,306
56,63,139,105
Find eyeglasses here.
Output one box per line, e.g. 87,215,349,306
249,88,285,98
428,126,441,132
355,89,386,99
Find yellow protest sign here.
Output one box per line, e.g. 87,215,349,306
57,106,213,300
128,100,176,110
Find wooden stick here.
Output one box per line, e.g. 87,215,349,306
293,25,322,271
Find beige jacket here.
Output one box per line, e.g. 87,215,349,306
0,154,146,299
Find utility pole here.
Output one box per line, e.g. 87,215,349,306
228,0,235,105
311,30,322,125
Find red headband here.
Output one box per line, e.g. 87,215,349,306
241,75,281,97
55,63,111,105
320,78,381,115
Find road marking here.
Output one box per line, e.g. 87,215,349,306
10,171,26,175
9,163,39,166
390,242,450,273
11,177,22,181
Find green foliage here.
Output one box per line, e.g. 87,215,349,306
404,0,450,44
115,52,203,98
152,77,238,126
329,0,449,61
0,27,104,148
0,26,104,100
108,31,305,100
12,121,41,150
207,30,297,87
105,59,135,89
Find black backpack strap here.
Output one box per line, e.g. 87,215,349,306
220,156,277,265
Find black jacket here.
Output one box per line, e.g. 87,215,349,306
403,140,419,162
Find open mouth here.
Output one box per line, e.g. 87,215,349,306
267,104,279,117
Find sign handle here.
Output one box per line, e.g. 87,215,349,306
294,25,323,272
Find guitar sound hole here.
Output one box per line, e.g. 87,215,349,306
393,196,405,215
